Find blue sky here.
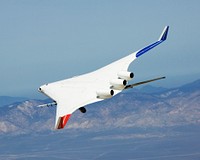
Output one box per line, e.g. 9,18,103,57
0,0,200,98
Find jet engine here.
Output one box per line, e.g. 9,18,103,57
110,79,127,90
117,71,134,80
96,89,114,99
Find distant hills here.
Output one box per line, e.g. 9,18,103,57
0,79,200,160
0,96,28,107
0,79,200,135
139,85,167,93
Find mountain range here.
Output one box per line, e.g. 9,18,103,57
0,96,28,107
0,79,200,159
0,79,200,134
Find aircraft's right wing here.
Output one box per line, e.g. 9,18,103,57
86,26,169,89
101,26,169,72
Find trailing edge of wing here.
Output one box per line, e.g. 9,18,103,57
135,26,169,58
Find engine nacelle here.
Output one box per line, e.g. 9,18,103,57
96,89,114,99
117,71,134,80
110,79,127,90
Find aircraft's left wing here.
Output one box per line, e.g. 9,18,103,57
39,26,169,129
39,79,103,129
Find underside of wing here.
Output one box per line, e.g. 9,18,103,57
41,82,103,129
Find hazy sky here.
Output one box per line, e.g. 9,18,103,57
0,0,200,98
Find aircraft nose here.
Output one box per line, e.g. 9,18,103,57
38,85,46,92
38,86,43,92
38,84,49,93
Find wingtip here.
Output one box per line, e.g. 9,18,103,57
158,26,169,41
56,114,71,129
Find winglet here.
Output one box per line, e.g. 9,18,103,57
158,26,169,41
56,114,71,129
135,26,169,58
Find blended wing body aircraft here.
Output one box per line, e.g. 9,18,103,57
38,26,169,129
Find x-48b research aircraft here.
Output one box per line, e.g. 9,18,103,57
38,26,169,129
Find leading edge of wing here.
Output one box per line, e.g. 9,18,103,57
135,26,169,58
